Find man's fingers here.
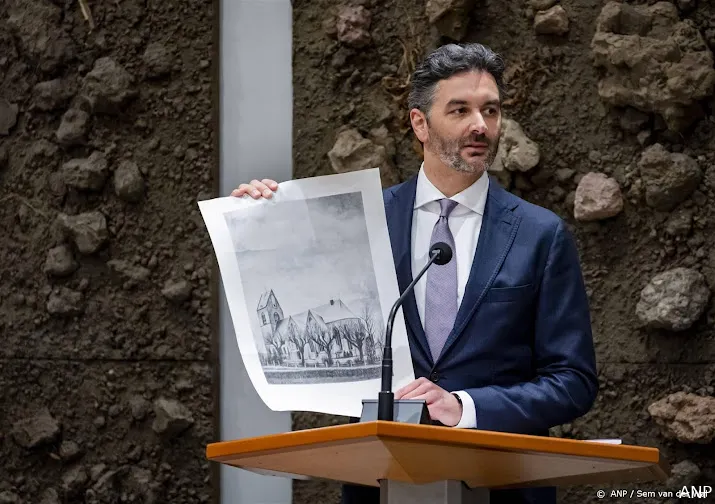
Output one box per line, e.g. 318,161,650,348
249,179,272,198
395,377,429,399
230,179,279,198
230,183,254,197
405,389,440,404
262,179,279,190
400,382,432,400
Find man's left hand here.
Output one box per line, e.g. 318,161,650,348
395,377,463,426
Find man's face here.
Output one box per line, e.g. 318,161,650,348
417,70,502,175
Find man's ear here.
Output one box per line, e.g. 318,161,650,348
409,109,429,144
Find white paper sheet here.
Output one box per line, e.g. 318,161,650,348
198,168,415,417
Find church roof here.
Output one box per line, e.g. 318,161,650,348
310,299,359,324
257,290,274,309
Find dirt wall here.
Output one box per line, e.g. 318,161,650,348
292,1,715,503
1,0,218,502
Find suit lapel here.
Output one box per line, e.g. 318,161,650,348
434,179,521,366
385,176,434,365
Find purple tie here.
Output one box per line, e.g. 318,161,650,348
424,198,459,360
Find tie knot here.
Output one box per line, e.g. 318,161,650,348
439,198,458,218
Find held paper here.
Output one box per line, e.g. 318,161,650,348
198,168,415,417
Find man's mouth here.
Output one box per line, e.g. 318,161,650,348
462,142,489,154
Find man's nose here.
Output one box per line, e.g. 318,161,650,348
469,112,488,134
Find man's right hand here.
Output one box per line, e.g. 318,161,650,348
230,179,279,199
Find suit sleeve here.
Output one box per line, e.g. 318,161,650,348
465,219,599,433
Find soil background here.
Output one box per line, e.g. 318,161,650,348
291,1,715,504
1,0,218,502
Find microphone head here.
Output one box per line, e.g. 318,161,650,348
430,242,453,265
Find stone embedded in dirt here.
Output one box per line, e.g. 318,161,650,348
90,464,107,482
676,0,697,13
39,489,59,504
534,5,569,35
327,128,397,186
114,160,145,202
127,467,153,492
11,408,60,449
635,267,710,331
47,287,84,316
0,97,18,135
0,491,21,504
491,118,540,173
61,151,109,191
591,1,715,131
44,244,77,277
128,395,151,421
56,211,109,254
619,107,650,133
574,172,623,221
528,0,557,10
152,398,194,437
637,143,701,211
79,57,137,114
664,209,693,237
555,168,575,182
162,279,192,303
62,465,88,498
86,466,157,504
142,42,173,78
59,440,82,461
647,392,715,443
368,125,396,158
7,0,75,73
336,6,371,48
56,108,90,146
426,0,474,41
33,79,74,111
666,460,701,487
107,259,150,286
26,139,59,168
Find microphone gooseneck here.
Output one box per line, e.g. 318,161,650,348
377,242,453,421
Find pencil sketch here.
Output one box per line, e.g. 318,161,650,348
225,191,384,384
198,169,414,417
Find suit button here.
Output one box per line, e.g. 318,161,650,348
429,372,439,382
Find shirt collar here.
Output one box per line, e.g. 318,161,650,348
413,162,489,215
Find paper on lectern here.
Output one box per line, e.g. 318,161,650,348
198,169,415,417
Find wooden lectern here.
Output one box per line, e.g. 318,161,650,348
206,421,669,504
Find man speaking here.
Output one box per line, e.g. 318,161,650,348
232,42,598,504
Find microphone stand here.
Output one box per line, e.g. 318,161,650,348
378,246,446,421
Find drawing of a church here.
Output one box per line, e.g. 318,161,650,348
255,289,378,368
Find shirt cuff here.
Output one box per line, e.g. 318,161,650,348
453,390,477,429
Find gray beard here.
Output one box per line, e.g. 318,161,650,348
431,133,499,174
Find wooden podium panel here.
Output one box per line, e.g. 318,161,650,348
206,421,669,489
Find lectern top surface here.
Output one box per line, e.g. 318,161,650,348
207,420,659,464
205,421,668,489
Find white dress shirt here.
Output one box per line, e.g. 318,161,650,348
411,164,489,429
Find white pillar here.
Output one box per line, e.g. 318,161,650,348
219,0,293,503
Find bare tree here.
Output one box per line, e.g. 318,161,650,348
286,321,308,367
339,318,367,364
360,306,381,365
264,330,285,365
307,321,336,366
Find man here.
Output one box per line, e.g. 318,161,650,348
232,43,598,504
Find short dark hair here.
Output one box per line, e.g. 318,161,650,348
407,43,506,116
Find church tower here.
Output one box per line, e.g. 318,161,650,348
257,289,284,344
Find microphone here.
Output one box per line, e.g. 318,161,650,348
377,241,454,421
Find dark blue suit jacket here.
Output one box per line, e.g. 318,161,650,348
343,174,598,504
